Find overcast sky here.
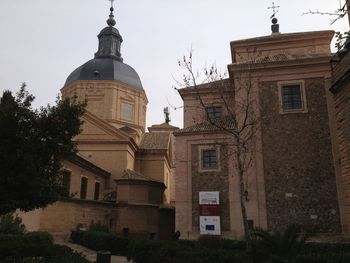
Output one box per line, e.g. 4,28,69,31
0,0,349,129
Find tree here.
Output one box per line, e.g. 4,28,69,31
0,84,85,215
176,50,258,243
303,0,349,25
0,213,26,235
303,0,350,49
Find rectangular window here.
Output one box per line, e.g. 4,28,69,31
121,103,133,121
206,106,222,121
80,177,88,199
282,84,302,110
278,81,307,113
94,182,100,201
202,149,217,169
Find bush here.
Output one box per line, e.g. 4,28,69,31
89,220,110,233
0,213,26,234
0,244,89,263
25,231,54,245
41,244,90,263
126,238,249,263
127,239,163,263
71,229,350,263
296,242,350,263
70,230,128,256
0,231,54,258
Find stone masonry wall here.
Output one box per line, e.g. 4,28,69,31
259,77,341,233
334,85,350,233
39,200,117,238
191,144,230,231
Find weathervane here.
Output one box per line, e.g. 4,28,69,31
268,2,280,33
268,2,280,19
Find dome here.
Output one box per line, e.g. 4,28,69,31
64,58,143,90
64,6,143,91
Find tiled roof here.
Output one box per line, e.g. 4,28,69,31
175,117,235,134
140,132,170,150
118,169,162,183
69,154,110,177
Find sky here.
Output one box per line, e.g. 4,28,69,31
0,0,349,129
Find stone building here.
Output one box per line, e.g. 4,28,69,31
175,19,342,239
329,1,350,235
20,5,178,240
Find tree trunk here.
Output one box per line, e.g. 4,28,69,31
235,147,251,246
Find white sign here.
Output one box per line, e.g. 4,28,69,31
199,191,220,205
200,216,221,235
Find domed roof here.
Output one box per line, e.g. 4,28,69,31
64,58,143,90
64,5,143,90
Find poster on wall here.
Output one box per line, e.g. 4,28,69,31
199,216,221,235
199,191,220,205
199,191,221,235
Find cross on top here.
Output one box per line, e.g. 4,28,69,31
109,0,115,9
268,2,280,19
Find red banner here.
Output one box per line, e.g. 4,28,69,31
199,204,220,216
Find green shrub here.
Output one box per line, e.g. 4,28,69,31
297,242,350,263
127,239,250,263
70,230,128,256
70,229,84,243
0,244,89,263
41,244,90,263
0,213,26,234
70,229,350,263
250,224,308,262
198,238,246,251
89,220,110,233
127,239,163,263
25,231,54,245
0,231,54,259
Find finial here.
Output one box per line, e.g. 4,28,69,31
268,2,280,33
163,107,170,124
107,0,116,27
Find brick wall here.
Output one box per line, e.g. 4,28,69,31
333,86,350,232
259,77,341,233
191,144,230,231
332,53,350,233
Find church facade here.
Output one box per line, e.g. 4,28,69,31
18,5,350,241
20,6,177,240
174,20,344,239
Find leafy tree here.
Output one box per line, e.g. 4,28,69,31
0,213,26,235
0,83,85,215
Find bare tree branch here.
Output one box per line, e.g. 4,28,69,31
175,49,261,244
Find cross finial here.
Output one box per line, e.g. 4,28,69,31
109,0,115,9
106,0,116,27
268,2,280,19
